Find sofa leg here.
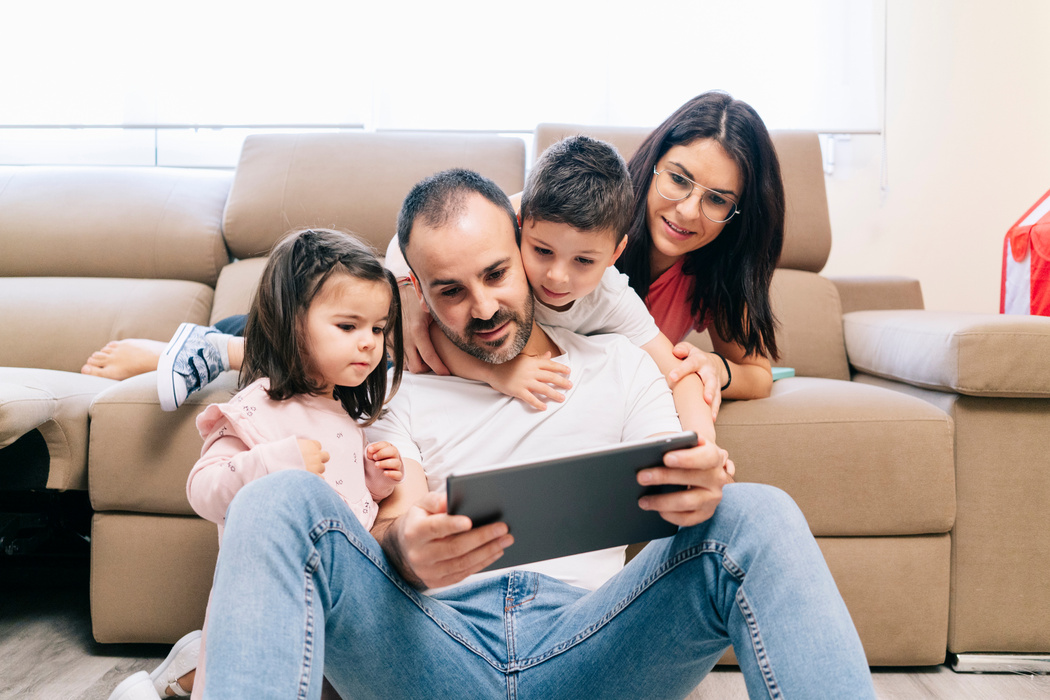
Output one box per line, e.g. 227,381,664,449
950,653,1050,674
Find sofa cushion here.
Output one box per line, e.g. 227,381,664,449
0,166,231,286
0,277,213,372
844,310,1050,397
0,368,116,491
89,371,239,515
222,132,526,259
717,377,955,537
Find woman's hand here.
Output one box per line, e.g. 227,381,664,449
667,343,725,420
490,351,572,410
297,438,329,475
398,283,449,375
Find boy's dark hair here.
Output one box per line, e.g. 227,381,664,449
396,168,519,268
520,135,633,242
240,228,403,426
617,91,785,360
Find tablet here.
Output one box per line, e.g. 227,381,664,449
446,431,698,570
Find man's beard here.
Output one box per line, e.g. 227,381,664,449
431,292,535,365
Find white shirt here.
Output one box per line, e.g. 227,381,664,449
534,266,660,347
366,324,681,592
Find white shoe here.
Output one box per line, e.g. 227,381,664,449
149,629,201,697
107,671,161,700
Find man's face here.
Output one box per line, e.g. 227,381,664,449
406,193,534,364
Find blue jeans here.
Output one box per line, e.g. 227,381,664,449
202,470,875,699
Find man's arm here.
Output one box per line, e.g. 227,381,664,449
371,458,515,589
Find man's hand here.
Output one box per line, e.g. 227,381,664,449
384,492,514,589
667,343,724,420
490,351,572,410
636,437,733,527
399,282,449,375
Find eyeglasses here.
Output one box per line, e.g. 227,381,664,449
653,167,740,223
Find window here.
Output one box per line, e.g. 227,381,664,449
0,0,880,166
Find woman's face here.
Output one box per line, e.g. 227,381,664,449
646,138,742,276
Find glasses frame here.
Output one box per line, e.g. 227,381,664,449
653,166,741,224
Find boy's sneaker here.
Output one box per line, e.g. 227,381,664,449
107,671,161,700
157,323,231,411
149,629,201,697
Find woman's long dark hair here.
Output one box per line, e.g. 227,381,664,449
240,228,404,426
617,91,784,360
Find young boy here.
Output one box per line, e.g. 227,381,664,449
399,135,716,443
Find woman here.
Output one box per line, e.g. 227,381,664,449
617,90,784,414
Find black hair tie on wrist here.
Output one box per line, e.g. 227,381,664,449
711,352,732,391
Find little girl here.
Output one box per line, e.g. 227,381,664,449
107,228,405,700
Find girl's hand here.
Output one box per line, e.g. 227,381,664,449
367,441,404,483
297,438,329,475
490,351,572,411
399,283,449,375
667,343,724,420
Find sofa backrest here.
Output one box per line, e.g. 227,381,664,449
221,132,526,260
0,166,231,372
533,123,849,380
0,166,231,285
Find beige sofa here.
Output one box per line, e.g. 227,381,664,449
1,127,1046,669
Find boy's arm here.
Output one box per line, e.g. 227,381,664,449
641,332,717,445
429,323,571,410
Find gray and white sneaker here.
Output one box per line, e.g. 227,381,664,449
157,323,231,411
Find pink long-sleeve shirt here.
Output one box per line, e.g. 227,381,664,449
186,378,394,537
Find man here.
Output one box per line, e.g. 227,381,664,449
202,169,875,699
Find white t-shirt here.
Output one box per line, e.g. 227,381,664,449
366,324,681,592
534,266,660,347
384,236,661,348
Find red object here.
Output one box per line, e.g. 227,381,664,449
1001,189,1050,316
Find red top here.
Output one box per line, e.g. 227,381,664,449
644,258,711,343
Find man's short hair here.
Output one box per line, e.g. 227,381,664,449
396,168,520,269
519,135,633,242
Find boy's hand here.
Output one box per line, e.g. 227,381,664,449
367,441,404,483
297,438,329,475
399,283,449,375
490,351,572,410
667,343,723,420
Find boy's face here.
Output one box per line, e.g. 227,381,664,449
520,218,627,311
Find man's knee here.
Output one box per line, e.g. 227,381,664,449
711,483,810,540
225,470,337,528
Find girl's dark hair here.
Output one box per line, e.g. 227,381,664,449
616,91,784,360
240,228,404,426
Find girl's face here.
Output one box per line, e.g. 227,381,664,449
646,138,742,277
301,272,391,397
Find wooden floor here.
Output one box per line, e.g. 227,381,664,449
2,556,1048,700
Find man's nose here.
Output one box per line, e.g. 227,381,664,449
471,291,499,320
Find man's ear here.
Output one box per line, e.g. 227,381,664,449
410,274,430,313
609,236,628,267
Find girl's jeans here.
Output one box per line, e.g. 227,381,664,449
203,470,875,699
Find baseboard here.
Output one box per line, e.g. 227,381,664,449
950,653,1050,674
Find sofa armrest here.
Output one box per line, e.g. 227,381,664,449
829,276,924,314
843,310,1050,397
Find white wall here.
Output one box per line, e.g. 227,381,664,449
821,0,1050,313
